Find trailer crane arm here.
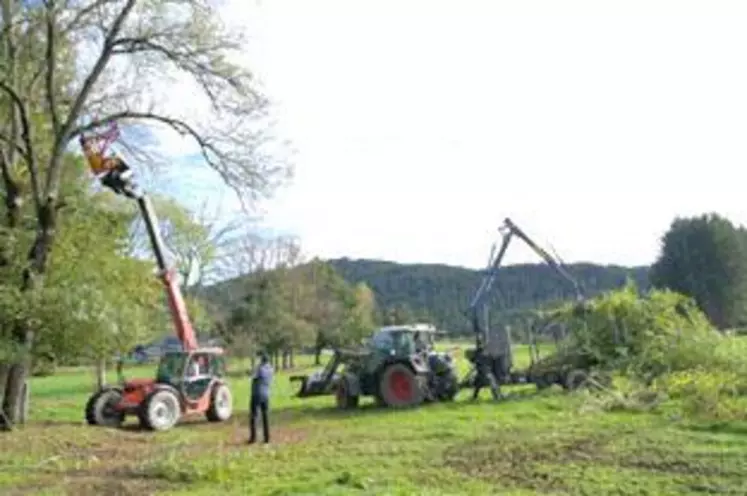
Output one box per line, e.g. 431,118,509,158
466,217,584,343
79,124,198,352
502,218,584,302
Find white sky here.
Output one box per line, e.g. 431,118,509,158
172,0,747,269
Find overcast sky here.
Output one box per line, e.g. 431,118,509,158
163,0,747,269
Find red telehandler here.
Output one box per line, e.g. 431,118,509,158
81,123,233,431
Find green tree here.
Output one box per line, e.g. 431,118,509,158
383,303,416,325
340,282,377,343
650,213,747,329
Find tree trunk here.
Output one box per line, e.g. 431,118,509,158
95,358,107,390
289,349,295,368
314,347,321,366
2,362,29,426
0,364,7,405
281,350,289,370
2,202,58,428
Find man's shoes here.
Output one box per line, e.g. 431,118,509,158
247,438,256,445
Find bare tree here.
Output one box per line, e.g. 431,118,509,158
0,0,289,428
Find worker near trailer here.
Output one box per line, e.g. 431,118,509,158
249,351,273,444
470,324,501,401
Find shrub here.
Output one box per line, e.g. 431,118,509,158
553,282,722,381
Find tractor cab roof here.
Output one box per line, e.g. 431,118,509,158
161,346,225,356
376,323,442,334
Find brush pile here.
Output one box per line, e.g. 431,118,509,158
548,283,747,419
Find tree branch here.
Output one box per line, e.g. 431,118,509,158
43,0,61,134
0,80,40,212
0,131,26,159
45,0,138,200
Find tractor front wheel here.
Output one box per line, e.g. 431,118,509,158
378,363,424,408
335,378,359,409
140,389,181,431
206,383,233,422
85,388,125,427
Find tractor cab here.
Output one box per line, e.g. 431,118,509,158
369,323,439,357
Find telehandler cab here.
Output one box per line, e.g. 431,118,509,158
80,123,233,431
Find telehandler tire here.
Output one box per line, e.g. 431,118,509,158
206,383,233,422
85,388,125,427
139,388,181,431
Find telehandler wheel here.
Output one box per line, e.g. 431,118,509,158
139,389,181,431
85,388,125,427
206,383,233,422
379,363,424,408
335,378,359,409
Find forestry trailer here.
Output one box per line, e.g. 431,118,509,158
80,123,233,431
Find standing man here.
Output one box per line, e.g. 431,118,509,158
249,351,273,444
471,340,501,401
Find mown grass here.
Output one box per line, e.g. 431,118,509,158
2,343,747,495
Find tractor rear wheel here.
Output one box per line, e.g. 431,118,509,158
206,383,233,422
335,377,359,409
85,388,125,427
139,389,181,431
378,363,424,408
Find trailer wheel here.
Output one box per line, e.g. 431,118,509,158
139,389,181,431
379,363,424,408
335,378,359,409
533,375,552,390
85,388,125,427
564,369,589,391
435,373,459,401
206,383,233,422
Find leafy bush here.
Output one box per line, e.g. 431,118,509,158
548,283,747,421
553,282,721,381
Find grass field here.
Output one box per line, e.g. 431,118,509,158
2,344,747,495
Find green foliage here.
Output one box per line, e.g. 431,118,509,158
650,213,747,329
226,260,378,358
554,283,718,381
0,157,168,365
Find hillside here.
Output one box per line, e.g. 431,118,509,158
201,257,650,335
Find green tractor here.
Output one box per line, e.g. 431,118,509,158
291,324,460,409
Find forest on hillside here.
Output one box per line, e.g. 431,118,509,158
202,257,651,335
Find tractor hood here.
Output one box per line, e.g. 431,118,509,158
123,378,155,389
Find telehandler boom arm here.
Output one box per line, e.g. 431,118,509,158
79,125,198,351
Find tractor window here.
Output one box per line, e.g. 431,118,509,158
156,353,186,382
210,355,226,377
392,332,416,355
371,331,394,352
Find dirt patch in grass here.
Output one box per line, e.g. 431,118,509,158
443,427,747,493
443,429,611,491
2,419,310,495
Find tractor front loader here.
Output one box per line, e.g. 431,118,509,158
80,123,233,431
